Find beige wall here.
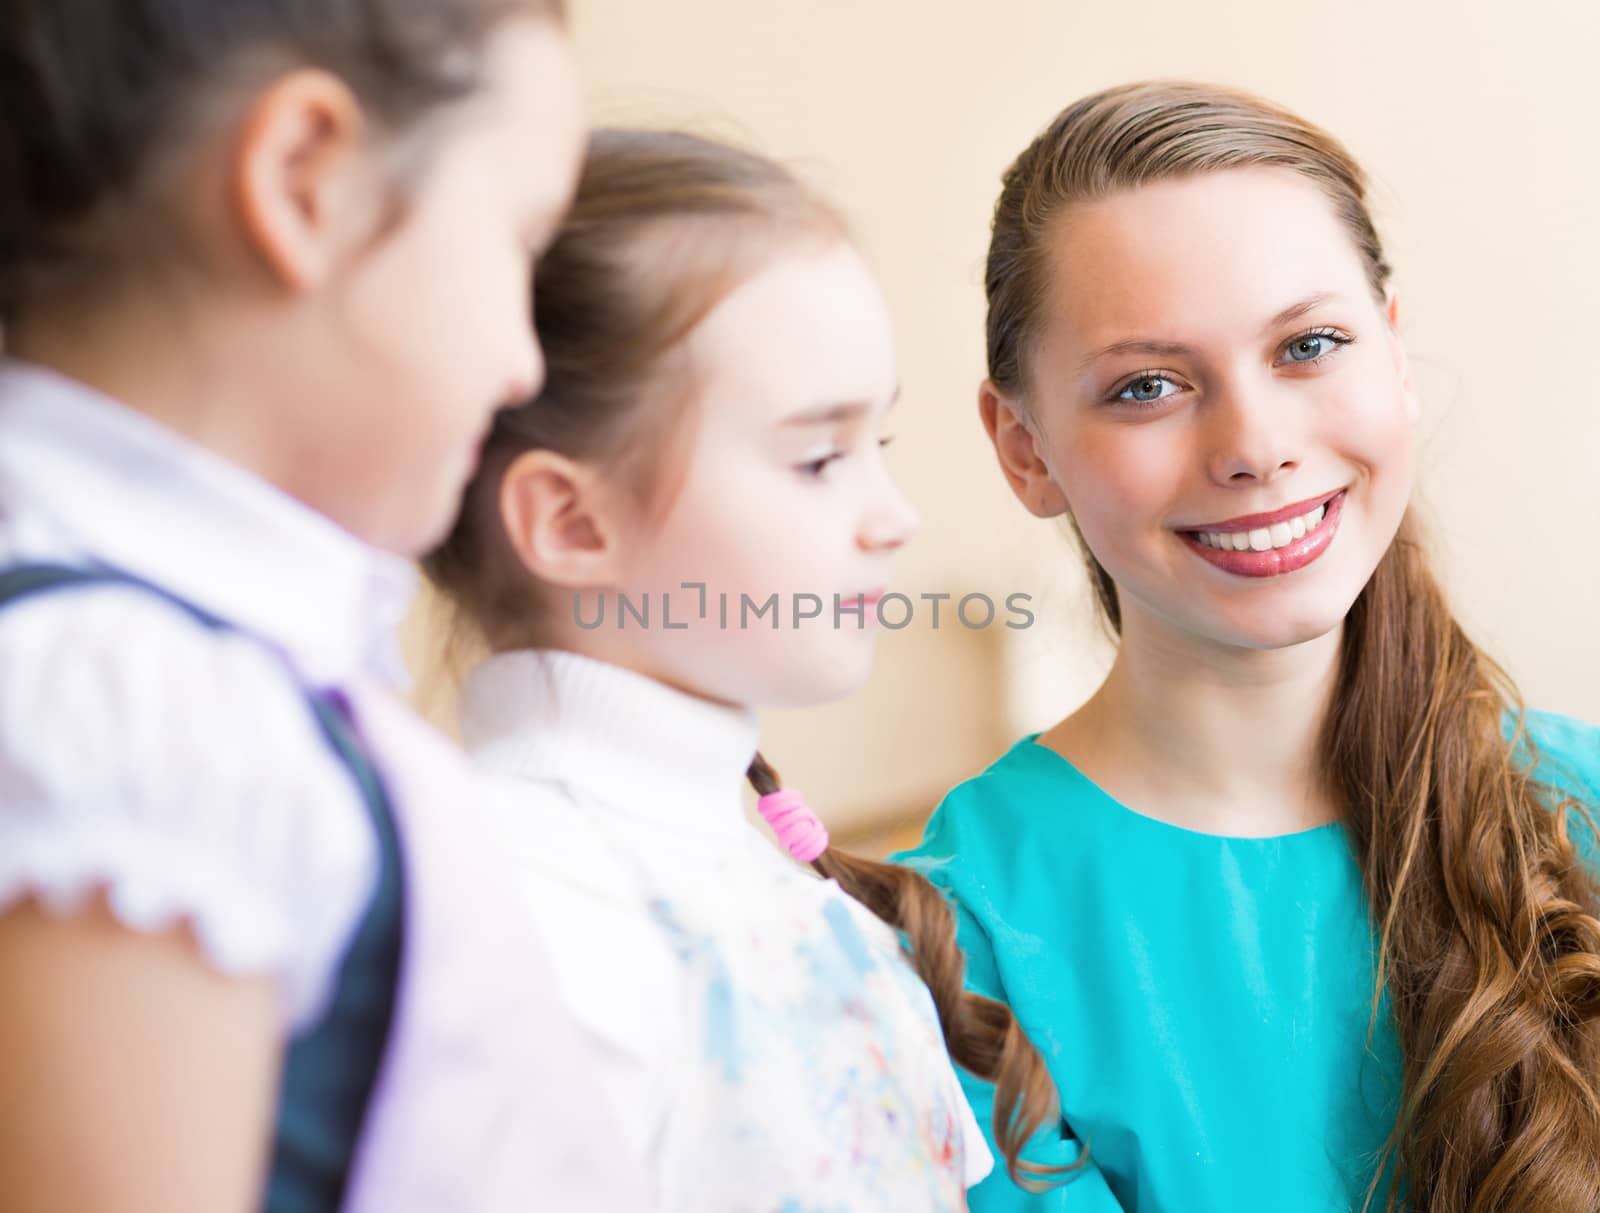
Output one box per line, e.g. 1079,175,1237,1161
413,0,1600,844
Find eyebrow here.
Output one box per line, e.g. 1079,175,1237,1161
1265,291,1341,331
1076,293,1347,369
1076,338,1192,370
780,385,902,427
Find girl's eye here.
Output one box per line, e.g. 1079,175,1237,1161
796,436,893,478
1113,374,1183,405
1280,328,1353,364
797,453,844,478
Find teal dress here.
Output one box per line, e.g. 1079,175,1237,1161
892,710,1600,1212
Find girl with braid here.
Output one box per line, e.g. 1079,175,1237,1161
426,128,1091,1211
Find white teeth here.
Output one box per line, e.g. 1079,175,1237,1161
1193,499,1332,554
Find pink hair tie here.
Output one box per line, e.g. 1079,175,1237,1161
757,789,830,864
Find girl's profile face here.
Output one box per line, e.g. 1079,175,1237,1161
612,239,919,708
309,16,584,556
991,166,1418,653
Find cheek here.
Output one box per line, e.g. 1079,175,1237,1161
1319,369,1418,487
1359,410,1417,537
708,453,810,539
714,495,829,596
428,223,523,371
638,476,779,594
382,201,523,367
1058,423,1187,546
337,219,467,395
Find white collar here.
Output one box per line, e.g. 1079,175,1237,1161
460,649,761,836
0,359,415,687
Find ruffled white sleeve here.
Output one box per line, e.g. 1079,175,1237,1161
0,588,378,1031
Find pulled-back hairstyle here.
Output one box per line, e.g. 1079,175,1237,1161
985,80,1600,1212
0,0,564,321
425,127,1076,1188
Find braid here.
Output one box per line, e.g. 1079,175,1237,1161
748,750,1080,1189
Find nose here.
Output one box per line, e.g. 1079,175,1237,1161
1204,378,1301,487
505,330,544,406
857,466,920,553
499,272,546,405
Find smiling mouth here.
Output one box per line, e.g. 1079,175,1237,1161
1177,489,1347,578
1189,490,1341,552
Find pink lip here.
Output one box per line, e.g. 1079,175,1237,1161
1180,490,1346,579
1184,488,1345,533
841,589,886,623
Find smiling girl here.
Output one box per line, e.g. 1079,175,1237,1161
895,82,1600,1213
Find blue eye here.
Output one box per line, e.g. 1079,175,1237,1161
1116,375,1181,405
1281,328,1352,364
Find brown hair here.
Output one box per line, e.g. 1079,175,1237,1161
985,80,1600,1212
0,0,565,322
426,127,1076,1187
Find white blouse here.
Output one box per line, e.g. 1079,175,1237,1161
0,360,400,1028
462,647,995,1212
0,359,650,1211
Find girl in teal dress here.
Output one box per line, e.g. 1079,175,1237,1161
894,82,1600,1213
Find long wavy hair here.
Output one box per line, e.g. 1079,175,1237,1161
984,80,1600,1212
425,127,1077,1188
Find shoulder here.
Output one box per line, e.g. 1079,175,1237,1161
0,585,378,1028
471,771,675,1010
472,768,653,908
1521,708,1600,808
892,734,1090,898
1517,709,1600,870
471,767,686,1059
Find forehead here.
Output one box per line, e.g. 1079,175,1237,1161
684,240,898,424
1041,167,1375,349
454,18,584,206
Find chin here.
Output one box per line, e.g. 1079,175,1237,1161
407,468,478,555
764,653,877,709
1205,597,1352,651
1226,620,1342,652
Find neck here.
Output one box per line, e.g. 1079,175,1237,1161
1048,609,1344,836
13,280,248,451
460,647,761,834
513,607,751,714
8,281,355,537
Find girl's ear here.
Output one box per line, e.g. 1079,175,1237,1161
498,449,631,590
229,68,375,291
978,380,1069,518
1384,287,1421,424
